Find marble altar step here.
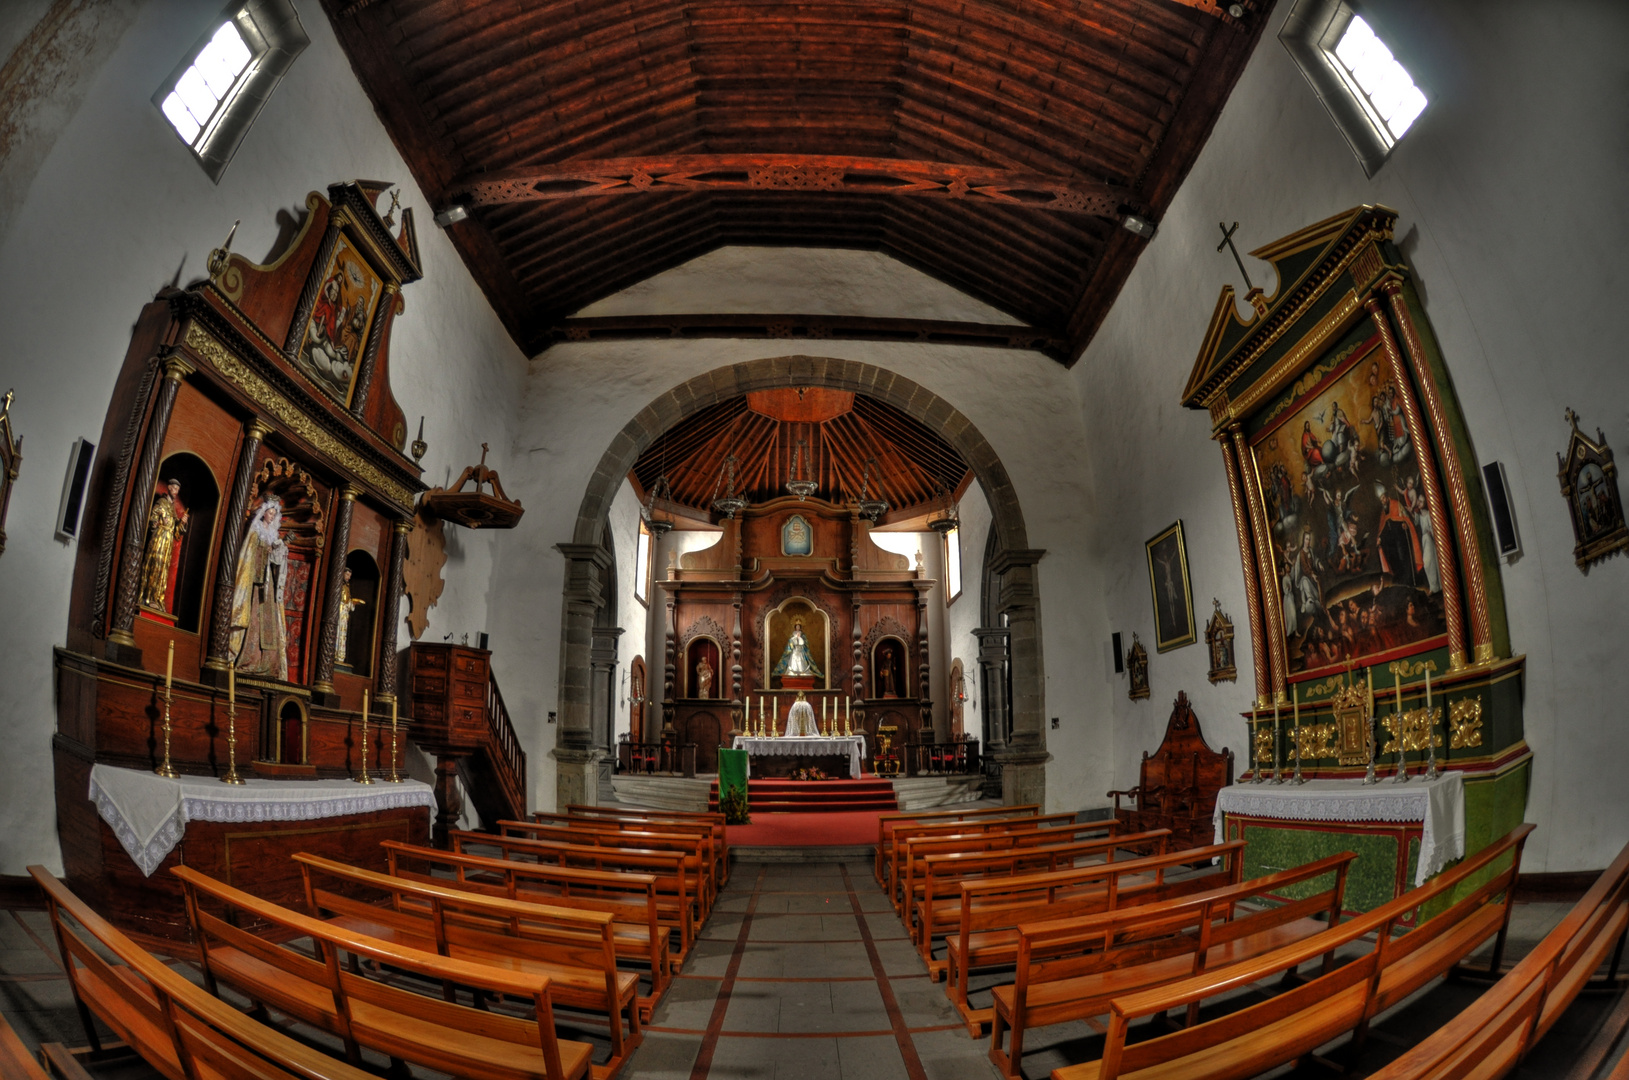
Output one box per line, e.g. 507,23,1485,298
708,778,899,813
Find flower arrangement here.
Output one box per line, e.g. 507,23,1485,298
788,767,834,782
719,785,751,825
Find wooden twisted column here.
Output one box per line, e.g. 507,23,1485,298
204,417,270,677
107,354,193,660
1366,296,1467,668
312,485,359,698
1383,283,1493,665
1230,426,1286,700
349,283,399,418
282,219,345,363
1218,433,1272,705
374,519,410,703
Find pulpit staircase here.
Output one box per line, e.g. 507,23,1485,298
407,643,527,839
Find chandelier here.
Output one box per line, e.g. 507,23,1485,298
711,454,748,518
857,457,889,522
785,439,817,501
926,480,960,534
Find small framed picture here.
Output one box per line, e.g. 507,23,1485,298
1145,521,1195,652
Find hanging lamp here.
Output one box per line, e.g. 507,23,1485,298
785,439,817,500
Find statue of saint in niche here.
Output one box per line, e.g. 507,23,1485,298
335,568,366,667
231,496,290,679
694,653,714,698
138,479,188,613
773,619,823,679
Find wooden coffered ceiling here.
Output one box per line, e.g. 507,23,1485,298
324,0,1268,364
631,388,969,522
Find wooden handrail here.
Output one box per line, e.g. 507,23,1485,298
487,672,526,812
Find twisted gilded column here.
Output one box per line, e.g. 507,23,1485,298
282,219,345,362
312,485,359,697
349,283,399,417
107,354,193,661
374,519,411,703
1230,426,1286,700
1383,282,1493,665
204,417,270,676
1218,434,1271,704
1367,296,1467,668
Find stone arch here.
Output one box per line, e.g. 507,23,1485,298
553,356,1048,809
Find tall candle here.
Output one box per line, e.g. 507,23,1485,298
363,688,370,720
846,696,851,719
1424,666,1432,712
165,640,174,688
823,696,828,722
228,664,235,704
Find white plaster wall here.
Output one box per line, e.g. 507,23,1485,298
0,0,524,874
947,483,993,742
491,315,1111,818
1074,0,1629,871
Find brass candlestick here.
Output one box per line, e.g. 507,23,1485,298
1423,664,1440,782
221,702,245,785
387,696,403,782
1291,684,1305,785
1271,700,1284,784
1362,668,1379,785
355,690,375,784
155,684,180,778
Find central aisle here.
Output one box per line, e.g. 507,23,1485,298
623,859,992,1080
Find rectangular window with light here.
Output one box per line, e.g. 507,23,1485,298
635,522,652,604
945,525,962,603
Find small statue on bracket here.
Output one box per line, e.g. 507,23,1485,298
1127,632,1150,701
1205,599,1237,684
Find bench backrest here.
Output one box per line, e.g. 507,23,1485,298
916,829,1171,917
173,864,577,1080
562,806,728,860
30,865,377,1080
383,840,660,923
501,820,709,870
888,814,1079,894
876,805,1041,879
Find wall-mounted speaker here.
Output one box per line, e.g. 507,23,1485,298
55,438,95,541
1481,460,1520,559
1112,632,1124,674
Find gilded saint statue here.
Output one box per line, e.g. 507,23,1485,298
335,568,366,667
137,480,188,613
773,618,822,679
694,653,714,698
230,496,290,679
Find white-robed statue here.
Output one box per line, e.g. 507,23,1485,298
773,619,823,679
230,496,290,680
784,691,820,737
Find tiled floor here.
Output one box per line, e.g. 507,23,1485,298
1,863,1624,1079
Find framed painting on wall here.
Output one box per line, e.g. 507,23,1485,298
1146,521,1195,652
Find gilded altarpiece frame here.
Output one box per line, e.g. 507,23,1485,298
1181,206,1529,846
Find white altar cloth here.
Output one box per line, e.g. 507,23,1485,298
731,735,867,779
1213,771,1464,887
88,764,436,877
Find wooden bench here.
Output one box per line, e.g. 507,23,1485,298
896,819,1118,921
0,1012,91,1080
564,806,730,888
1048,823,1535,1080
989,851,1356,1079
531,813,721,898
888,814,1083,912
293,853,640,1080
875,805,1042,883
382,839,674,1017
943,840,1249,1034
453,828,698,954
1365,836,1629,1080
1106,692,1234,853
173,864,596,1080
30,865,378,1080
502,819,717,915
912,829,1172,964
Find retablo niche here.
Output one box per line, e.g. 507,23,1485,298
420,442,524,528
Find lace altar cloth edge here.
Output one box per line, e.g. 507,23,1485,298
88,764,436,877
1212,772,1465,887
731,735,867,779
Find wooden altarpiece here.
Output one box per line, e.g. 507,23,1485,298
1181,206,1530,864
658,496,934,774
52,182,435,940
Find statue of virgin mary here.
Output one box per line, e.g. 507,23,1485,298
773,618,822,678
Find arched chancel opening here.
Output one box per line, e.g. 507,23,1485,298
553,356,1050,810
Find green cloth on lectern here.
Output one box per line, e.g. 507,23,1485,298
718,748,749,801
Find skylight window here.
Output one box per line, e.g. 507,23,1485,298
152,1,309,183
1328,16,1427,146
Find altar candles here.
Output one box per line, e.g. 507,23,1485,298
1424,666,1432,713
228,664,235,704
165,640,174,688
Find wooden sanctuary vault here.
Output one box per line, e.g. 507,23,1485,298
52,181,447,940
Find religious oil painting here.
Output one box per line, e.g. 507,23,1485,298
295,236,383,406
1145,521,1195,652
781,513,813,556
1251,342,1446,676
1556,408,1629,570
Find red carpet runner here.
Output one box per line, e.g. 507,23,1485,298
708,777,898,813
723,809,887,847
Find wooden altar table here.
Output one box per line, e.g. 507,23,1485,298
731,735,867,779
1213,772,1465,915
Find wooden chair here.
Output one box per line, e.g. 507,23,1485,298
875,805,1041,883
1106,692,1233,853
1048,824,1534,1080
293,853,640,1080
30,865,379,1080
383,840,674,1016
988,850,1356,1080
173,864,595,1080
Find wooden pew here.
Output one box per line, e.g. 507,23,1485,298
502,819,717,915
293,853,641,1080
382,840,674,1017
531,813,720,898
1364,837,1629,1080
944,840,1249,1033
875,805,1042,883
989,851,1356,1079
918,827,1172,964
172,864,596,1080
565,806,730,887
453,829,698,954
888,814,1083,911
1048,823,1535,1080
29,865,379,1080
0,1012,76,1080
